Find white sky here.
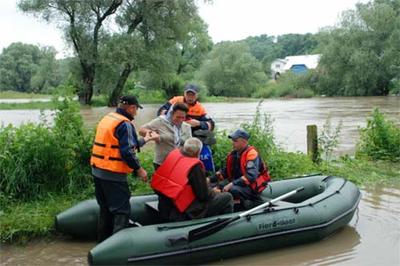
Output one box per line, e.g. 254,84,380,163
0,0,369,58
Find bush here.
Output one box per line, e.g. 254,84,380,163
252,72,316,98
0,96,93,202
356,108,400,162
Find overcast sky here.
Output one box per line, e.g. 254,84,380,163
0,0,369,58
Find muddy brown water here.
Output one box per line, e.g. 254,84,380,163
1,181,399,265
1,96,399,156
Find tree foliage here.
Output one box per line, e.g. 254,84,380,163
198,42,267,97
18,0,210,105
316,0,400,96
0,42,60,92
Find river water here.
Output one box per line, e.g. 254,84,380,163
1,181,399,266
1,96,399,155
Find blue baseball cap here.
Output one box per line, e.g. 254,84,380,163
228,129,250,140
184,84,199,94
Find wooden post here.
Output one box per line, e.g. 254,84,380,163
307,125,318,162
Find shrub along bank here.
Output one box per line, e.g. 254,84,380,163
0,101,399,243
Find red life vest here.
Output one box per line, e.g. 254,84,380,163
151,149,204,212
226,146,271,193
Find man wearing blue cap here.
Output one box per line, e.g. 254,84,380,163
210,129,271,210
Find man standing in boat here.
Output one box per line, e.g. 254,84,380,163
151,137,233,222
90,95,159,242
211,129,271,210
157,84,216,172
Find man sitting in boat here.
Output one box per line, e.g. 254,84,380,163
157,83,216,173
151,137,233,222
211,129,271,210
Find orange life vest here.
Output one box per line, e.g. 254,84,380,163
226,146,271,193
151,149,203,212
90,112,133,174
169,96,207,117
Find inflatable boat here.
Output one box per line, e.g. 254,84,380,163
55,175,361,265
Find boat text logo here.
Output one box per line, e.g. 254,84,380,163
257,218,296,231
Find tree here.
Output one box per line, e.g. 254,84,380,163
97,0,211,105
0,42,59,92
19,0,209,105
19,0,123,104
198,42,267,97
316,0,400,96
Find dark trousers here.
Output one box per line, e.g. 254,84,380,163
204,192,234,217
93,177,131,242
230,185,263,210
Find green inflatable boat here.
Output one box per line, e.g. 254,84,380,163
55,175,361,265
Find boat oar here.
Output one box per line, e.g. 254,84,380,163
188,187,304,242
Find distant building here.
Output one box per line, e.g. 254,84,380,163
271,54,321,79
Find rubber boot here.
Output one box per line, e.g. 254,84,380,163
112,214,129,234
97,209,113,243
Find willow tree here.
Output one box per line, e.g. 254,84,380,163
19,0,210,105
316,0,400,96
19,0,123,104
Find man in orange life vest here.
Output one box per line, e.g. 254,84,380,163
90,95,159,242
157,83,215,132
151,138,233,222
211,129,271,210
157,84,216,172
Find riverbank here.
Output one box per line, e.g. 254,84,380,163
0,90,260,110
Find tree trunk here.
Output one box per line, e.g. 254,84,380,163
108,64,132,107
78,64,95,105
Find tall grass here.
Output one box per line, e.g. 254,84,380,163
0,96,93,202
356,108,400,162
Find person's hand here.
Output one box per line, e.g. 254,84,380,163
216,171,224,181
186,119,201,127
213,187,221,193
136,167,148,182
223,182,233,192
144,130,160,143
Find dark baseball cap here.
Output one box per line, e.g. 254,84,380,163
184,84,199,94
120,95,143,109
228,129,250,140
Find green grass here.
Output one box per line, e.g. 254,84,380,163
0,91,51,99
0,101,56,110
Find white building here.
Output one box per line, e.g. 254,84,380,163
271,54,321,79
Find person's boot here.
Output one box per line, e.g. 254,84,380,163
97,209,113,243
112,214,129,234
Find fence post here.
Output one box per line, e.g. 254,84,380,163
307,125,318,162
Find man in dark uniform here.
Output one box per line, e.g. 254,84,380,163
210,129,271,210
90,95,159,242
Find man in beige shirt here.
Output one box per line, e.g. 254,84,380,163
139,102,192,169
